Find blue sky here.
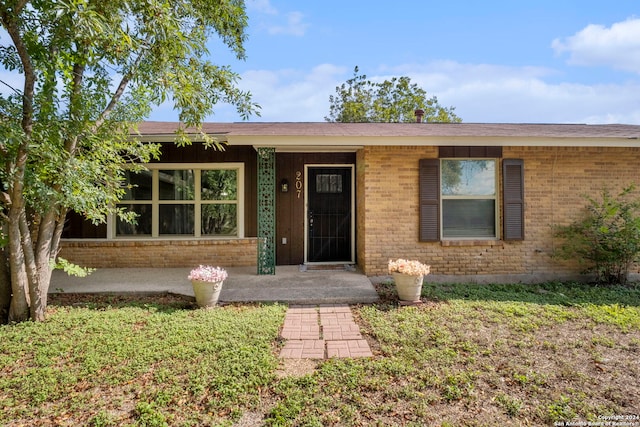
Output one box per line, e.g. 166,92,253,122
149,0,640,124
1,1,638,124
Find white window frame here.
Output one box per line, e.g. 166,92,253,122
440,158,499,240
108,163,244,239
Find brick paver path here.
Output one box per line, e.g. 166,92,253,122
279,304,373,359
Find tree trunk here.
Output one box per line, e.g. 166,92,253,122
19,211,45,321
8,207,29,323
34,208,63,320
0,244,11,325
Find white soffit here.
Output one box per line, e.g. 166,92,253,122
235,135,640,148
133,133,640,148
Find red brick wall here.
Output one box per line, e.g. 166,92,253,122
357,145,640,281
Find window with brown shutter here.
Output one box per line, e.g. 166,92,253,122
418,151,524,242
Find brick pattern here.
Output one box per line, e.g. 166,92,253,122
280,306,320,340
58,238,259,268
279,305,373,359
326,340,374,358
279,339,325,359
357,145,640,279
59,145,640,280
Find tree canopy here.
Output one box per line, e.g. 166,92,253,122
0,0,259,322
326,66,461,123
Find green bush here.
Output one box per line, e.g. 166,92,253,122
554,185,640,285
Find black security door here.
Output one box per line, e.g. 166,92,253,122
307,167,352,262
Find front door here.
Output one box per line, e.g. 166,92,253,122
306,166,354,263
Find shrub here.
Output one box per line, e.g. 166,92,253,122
554,185,640,285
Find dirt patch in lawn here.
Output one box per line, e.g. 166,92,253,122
48,291,196,308
275,359,319,378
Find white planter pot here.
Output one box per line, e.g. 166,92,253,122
191,280,223,308
392,273,424,302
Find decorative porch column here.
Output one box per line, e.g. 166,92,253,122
257,147,276,275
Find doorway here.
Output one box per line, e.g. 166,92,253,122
305,165,354,263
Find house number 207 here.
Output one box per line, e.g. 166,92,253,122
295,171,303,199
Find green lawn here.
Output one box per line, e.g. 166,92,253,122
1,283,639,426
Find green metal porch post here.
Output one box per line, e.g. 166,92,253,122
257,147,276,274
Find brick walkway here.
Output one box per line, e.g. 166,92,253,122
279,305,373,359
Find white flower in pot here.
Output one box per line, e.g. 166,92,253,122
388,259,430,303
188,265,228,308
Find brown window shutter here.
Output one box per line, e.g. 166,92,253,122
419,159,440,241
503,159,524,240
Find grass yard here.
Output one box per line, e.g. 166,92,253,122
1,282,639,426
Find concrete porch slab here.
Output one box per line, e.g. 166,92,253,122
49,265,380,305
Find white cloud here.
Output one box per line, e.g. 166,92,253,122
267,11,309,37
246,0,309,37
246,0,277,15
448,79,640,124
426,68,640,124
231,64,345,121
151,61,640,126
147,65,344,123
332,61,639,125
552,18,640,73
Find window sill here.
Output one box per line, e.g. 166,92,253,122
61,236,251,242
440,240,504,247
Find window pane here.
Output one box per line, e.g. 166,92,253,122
121,170,152,200
202,204,237,236
316,174,343,193
443,200,495,238
442,160,495,196
159,204,194,235
159,170,194,200
202,170,237,200
116,204,152,236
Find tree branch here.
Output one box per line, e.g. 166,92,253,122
92,44,148,133
12,0,29,15
64,61,85,154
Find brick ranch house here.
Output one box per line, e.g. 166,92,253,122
60,122,640,283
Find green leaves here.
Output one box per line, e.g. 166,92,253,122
0,0,259,321
326,66,461,123
1,0,259,149
554,184,640,285
50,257,95,277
